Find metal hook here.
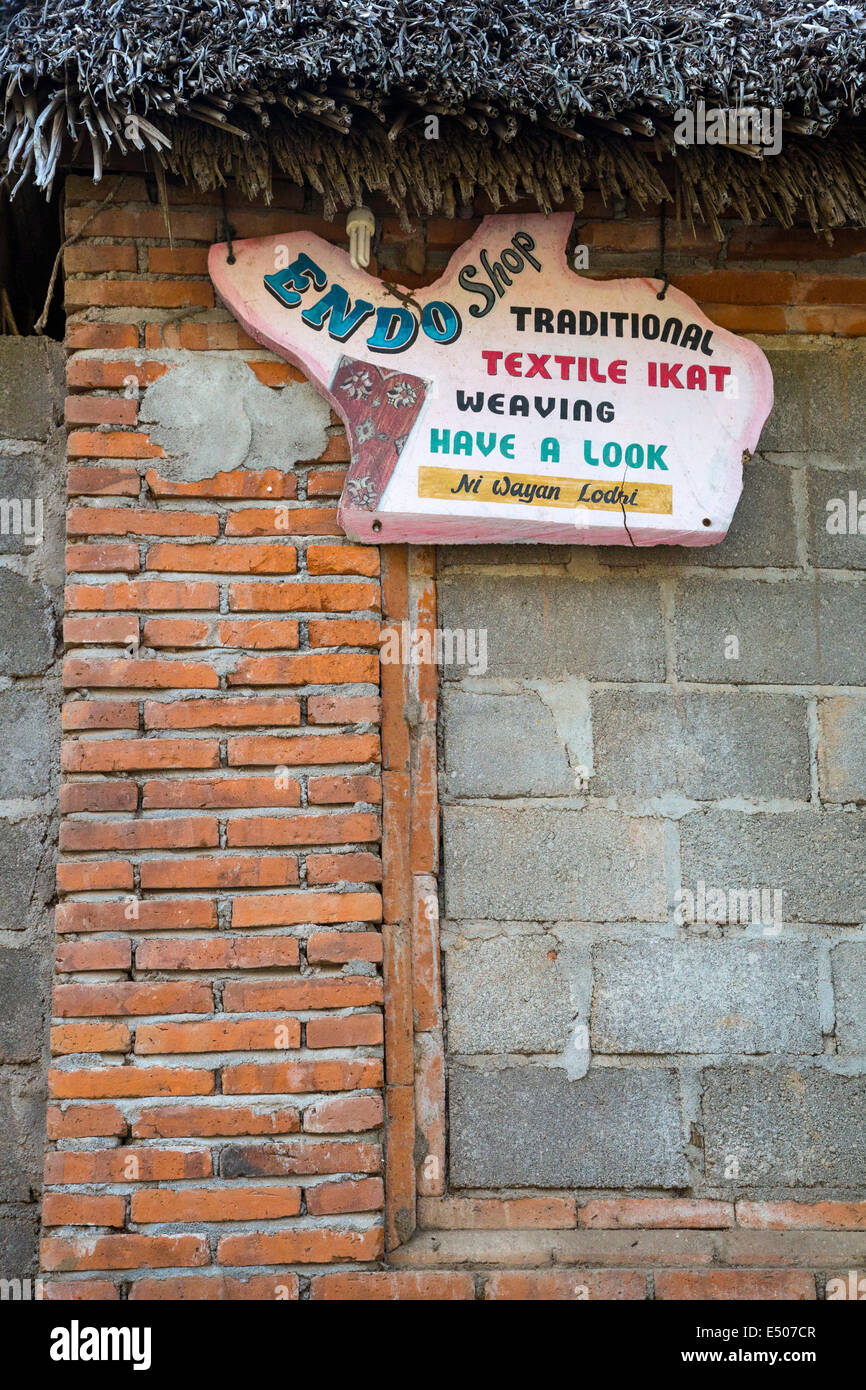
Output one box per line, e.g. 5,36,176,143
221,186,236,265
654,200,669,300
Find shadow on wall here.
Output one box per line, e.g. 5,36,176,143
0,183,64,340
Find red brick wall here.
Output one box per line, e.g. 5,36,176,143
43,172,866,1300
48,175,388,1298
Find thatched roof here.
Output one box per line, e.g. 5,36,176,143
2,1,866,231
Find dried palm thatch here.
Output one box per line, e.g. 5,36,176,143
1,1,866,230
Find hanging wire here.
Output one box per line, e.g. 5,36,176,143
654,200,669,300
221,186,236,264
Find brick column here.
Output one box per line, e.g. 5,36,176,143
42,174,387,1297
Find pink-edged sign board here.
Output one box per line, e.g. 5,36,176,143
209,213,773,546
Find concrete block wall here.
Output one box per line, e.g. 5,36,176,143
439,337,866,1209
0,335,65,1277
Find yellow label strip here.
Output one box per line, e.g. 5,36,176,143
418,466,672,514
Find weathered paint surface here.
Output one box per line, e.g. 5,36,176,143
209,214,773,546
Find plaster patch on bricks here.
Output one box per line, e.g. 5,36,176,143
208,651,243,678
138,357,330,482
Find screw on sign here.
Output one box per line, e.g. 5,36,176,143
209,213,773,548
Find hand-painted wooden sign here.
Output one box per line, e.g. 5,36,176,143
209,214,773,546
